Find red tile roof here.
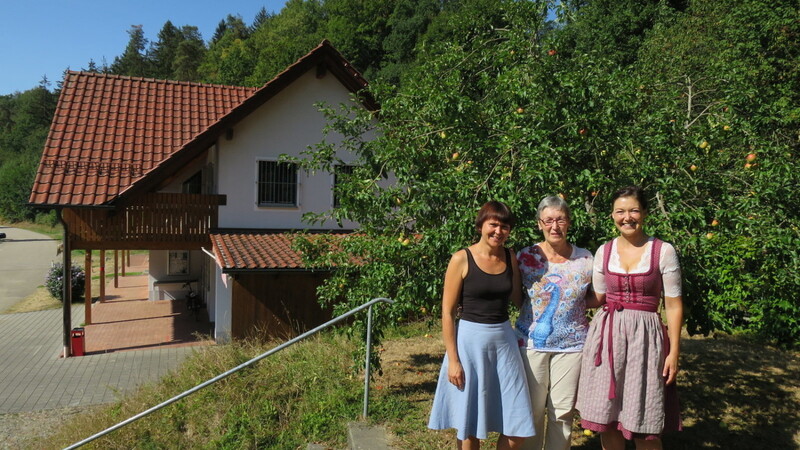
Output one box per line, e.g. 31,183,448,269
210,232,351,271
30,74,256,206
30,40,373,207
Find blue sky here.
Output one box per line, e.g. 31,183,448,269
1,0,288,95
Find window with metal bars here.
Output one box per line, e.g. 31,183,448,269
257,160,298,206
333,164,355,207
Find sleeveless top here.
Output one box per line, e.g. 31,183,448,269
460,248,512,324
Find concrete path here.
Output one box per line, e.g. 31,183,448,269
0,226,60,312
0,305,198,413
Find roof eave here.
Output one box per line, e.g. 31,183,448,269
222,267,333,274
26,202,115,210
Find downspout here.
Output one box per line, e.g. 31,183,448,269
56,209,72,358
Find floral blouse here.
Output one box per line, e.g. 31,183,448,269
514,244,594,352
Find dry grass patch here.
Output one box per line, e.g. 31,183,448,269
2,286,61,314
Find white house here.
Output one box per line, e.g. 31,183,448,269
30,41,377,344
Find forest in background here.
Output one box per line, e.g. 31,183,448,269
0,0,797,345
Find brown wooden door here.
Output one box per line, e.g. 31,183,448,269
231,272,332,340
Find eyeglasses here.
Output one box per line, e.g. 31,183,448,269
539,218,568,227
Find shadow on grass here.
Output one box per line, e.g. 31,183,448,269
388,352,440,397
573,334,799,449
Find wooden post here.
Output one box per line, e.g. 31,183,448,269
84,250,92,325
127,250,131,267
121,250,126,277
99,250,106,302
57,209,72,358
114,250,119,288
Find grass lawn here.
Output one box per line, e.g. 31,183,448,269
374,324,799,449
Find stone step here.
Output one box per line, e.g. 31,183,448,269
305,421,394,450
347,421,393,450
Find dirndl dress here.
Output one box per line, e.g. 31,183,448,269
576,238,681,440
428,319,536,440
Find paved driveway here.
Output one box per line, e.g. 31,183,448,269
0,305,198,413
0,226,60,312
0,228,199,413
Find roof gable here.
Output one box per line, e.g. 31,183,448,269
30,40,372,207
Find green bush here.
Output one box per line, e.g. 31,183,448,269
45,263,85,302
34,210,58,227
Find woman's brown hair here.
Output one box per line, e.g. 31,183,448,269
474,201,515,231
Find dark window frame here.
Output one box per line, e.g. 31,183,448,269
257,160,298,207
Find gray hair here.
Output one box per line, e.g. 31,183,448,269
537,196,571,221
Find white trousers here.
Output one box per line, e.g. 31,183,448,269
519,349,582,450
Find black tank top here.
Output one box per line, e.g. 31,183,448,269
459,248,512,324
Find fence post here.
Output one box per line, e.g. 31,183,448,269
362,303,375,418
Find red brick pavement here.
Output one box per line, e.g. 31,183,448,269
83,253,213,354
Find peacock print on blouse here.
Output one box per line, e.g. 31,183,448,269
515,244,594,352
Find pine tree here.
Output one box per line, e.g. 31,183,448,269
250,6,272,33
211,19,228,45
84,59,100,73
149,21,182,79
172,26,206,81
110,25,150,77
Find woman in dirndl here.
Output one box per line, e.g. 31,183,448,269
576,186,683,449
429,201,535,449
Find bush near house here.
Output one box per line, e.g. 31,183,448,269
45,263,85,302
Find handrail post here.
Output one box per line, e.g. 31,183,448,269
362,303,374,419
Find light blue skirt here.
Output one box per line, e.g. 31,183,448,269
428,320,536,440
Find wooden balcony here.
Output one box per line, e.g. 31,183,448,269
63,193,226,250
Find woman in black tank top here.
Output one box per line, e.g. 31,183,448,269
428,201,535,448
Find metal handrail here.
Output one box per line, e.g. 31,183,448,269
65,297,395,449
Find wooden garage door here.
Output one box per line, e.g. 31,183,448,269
231,272,332,340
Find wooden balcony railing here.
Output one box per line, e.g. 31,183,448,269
63,193,226,250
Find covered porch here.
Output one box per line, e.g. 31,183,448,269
60,192,224,325
82,252,213,354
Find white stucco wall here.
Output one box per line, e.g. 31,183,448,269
203,249,216,322
216,70,360,230
214,265,232,343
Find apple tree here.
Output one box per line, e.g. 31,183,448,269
624,0,800,345
293,0,800,350
291,0,639,356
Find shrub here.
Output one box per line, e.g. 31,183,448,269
34,210,58,227
45,263,85,302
